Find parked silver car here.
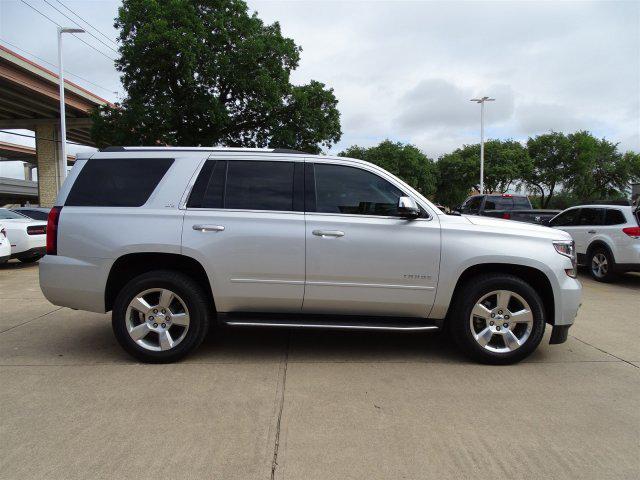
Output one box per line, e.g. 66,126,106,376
40,147,582,364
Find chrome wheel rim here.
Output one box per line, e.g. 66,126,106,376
125,288,190,352
469,290,533,353
591,253,608,278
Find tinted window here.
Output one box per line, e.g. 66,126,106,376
66,158,173,207
14,209,49,220
577,208,604,226
0,208,27,219
484,196,514,210
604,209,626,225
514,197,531,209
463,196,483,214
225,161,294,211
550,209,580,227
314,164,404,216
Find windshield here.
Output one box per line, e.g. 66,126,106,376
0,208,28,220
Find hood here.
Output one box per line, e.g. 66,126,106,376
463,215,571,240
1,218,46,226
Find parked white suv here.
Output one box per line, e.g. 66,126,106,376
549,204,640,281
40,147,582,364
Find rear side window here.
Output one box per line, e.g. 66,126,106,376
66,158,174,207
187,160,301,212
514,197,531,209
484,196,514,210
604,209,626,225
577,208,604,226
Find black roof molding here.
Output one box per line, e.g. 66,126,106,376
99,146,307,154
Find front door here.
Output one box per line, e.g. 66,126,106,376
182,158,305,313
303,161,441,317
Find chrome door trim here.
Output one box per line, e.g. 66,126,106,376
306,280,435,290
230,278,305,285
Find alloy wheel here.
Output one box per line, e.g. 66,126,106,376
591,253,608,279
469,289,534,353
125,288,190,351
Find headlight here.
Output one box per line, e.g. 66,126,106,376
553,240,577,277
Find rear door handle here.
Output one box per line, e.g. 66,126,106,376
587,230,596,234
312,229,345,238
193,224,225,232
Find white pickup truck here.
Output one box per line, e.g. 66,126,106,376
40,147,582,364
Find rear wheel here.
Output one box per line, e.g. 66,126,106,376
112,270,210,363
448,274,546,364
588,248,616,282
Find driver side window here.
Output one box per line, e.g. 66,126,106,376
313,164,405,216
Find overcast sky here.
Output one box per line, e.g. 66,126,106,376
1,0,638,179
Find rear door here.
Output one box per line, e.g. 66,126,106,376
182,157,305,313
302,160,440,317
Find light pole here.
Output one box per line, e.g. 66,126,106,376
470,96,495,194
58,27,84,183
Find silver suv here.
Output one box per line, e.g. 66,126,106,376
40,147,582,364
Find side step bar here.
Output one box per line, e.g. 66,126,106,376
218,313,441,332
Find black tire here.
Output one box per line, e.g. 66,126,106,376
18,255,42,264
112,270,210,363
587,247,617,282
448,274,546,365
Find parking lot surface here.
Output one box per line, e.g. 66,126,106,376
1,262,638,480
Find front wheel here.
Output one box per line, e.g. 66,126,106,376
448,274,546,365
112,270,210,363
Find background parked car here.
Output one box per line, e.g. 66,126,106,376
0,208,47,263
0,223,10,264
548,204,640,281
10,206,51,221
455,194,560,225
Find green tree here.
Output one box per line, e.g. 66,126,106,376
435,139,531,206
524,132,576,208
91,0,341,153
339,140,438,197
565,131,640,201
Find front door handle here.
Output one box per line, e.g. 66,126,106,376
587,230,597,234
312,229,345,238
193,224,225,232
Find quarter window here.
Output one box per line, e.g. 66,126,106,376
66,158,174,207
313,164,404,216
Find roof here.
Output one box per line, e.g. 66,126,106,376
100,146,307,154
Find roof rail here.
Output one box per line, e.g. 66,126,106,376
582,199,631,206
99,146,307,154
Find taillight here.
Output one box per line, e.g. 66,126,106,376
622,226,640,238
27,225,46,235
46,206,62,255
502,212,511,219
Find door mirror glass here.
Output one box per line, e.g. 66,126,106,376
398,196,420,218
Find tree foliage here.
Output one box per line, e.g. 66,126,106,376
339,140,438,197
91,0,341,153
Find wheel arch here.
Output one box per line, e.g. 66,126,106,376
105,252,215,313
447,263,556,325
586,240,616,264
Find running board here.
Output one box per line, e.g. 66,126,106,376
218,313,441,332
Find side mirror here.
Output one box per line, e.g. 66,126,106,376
398,196,420,219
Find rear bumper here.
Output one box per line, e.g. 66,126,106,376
0,254,9,263
10,246,45,260
39,255,111,313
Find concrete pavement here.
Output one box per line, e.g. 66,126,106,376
0,261,638,479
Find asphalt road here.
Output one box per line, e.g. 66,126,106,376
1,261,638,480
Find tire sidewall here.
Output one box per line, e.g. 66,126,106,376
589,248,615,282
112,271,209,363
450,275,546,364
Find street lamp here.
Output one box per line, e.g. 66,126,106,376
58,27,85,183
470,96,495,194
